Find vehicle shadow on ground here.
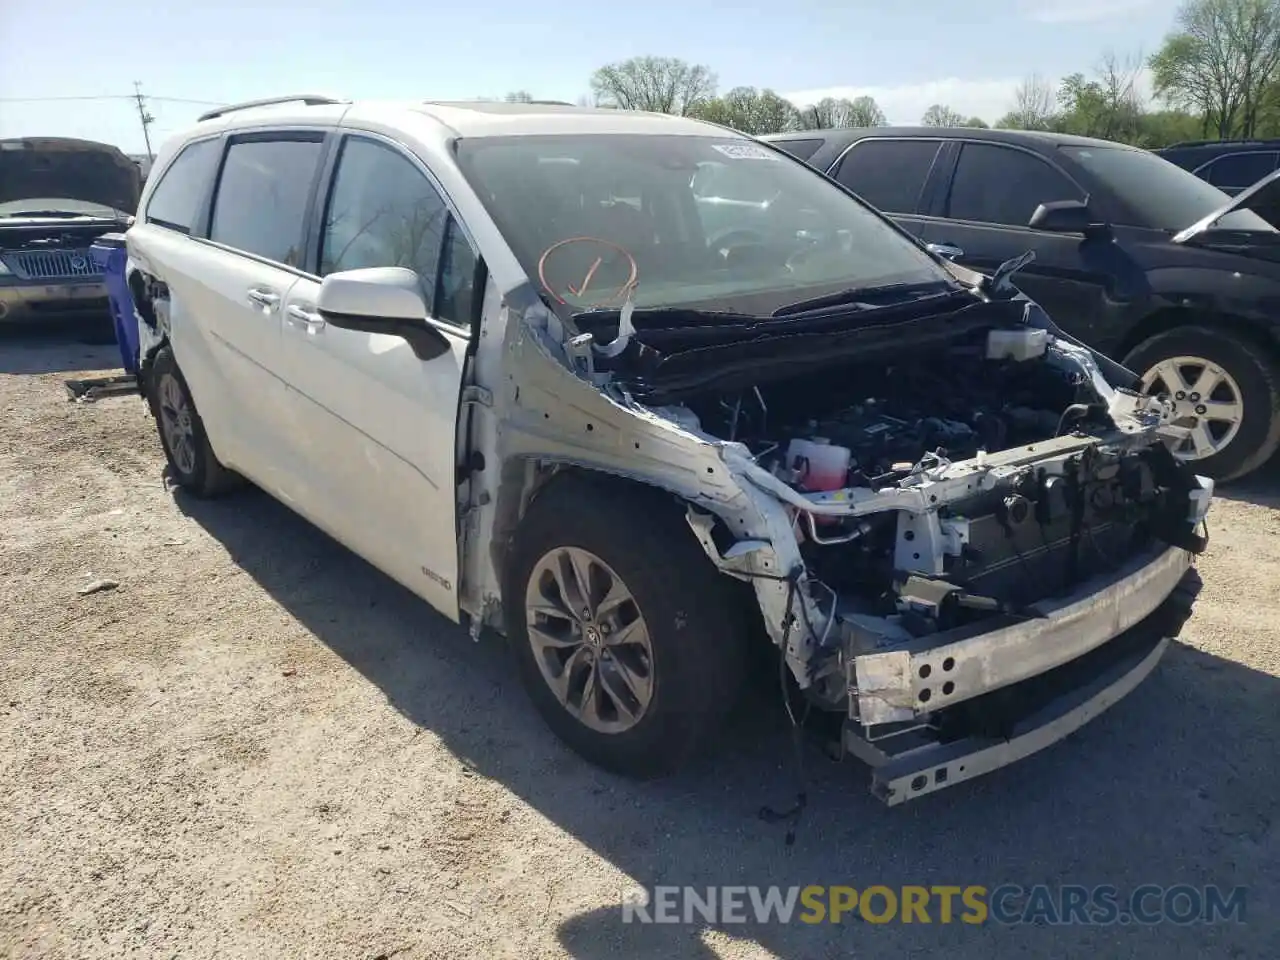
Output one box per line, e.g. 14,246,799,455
1215,456,1280,510
174,488,1276,960
0,321,121,375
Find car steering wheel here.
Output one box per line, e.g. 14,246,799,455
537,236,639,308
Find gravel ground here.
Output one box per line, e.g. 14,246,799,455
1,331,1277,960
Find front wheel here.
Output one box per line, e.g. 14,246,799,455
1124,325,1280,482
504,476,750,778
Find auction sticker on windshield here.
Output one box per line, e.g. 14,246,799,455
711,143,780,161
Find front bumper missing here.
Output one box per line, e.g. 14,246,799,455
848,545,1194,724
845,565,1201,805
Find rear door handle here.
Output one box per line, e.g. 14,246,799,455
246,288,281,311
285,304,326,332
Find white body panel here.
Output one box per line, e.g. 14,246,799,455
278,273,469,614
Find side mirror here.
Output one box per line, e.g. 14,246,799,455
316,267,451,361
1028,199,1102,235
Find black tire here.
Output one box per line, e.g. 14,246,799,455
1123,325,1280,482
504,475,751,778
146,346,242,497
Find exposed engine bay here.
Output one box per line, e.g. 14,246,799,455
565,286,1211,722
679,322,1204,625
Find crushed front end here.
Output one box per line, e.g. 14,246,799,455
557,284,1212,803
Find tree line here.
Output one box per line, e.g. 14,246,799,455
493,0,1280,148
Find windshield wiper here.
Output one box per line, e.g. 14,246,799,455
983,249,1036,299
573,306,764,327
771,280,955,318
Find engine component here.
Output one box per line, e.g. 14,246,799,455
986,327,1049,361
785,437,852,491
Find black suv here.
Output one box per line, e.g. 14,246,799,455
1155,139,1280,195
763,127,1280,481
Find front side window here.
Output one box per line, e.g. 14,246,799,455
209,136,324,266
320,137,450,299
436,217,479,327
947,143,1083,226
833,139,942,214
454,134,949,320
145,138,222,234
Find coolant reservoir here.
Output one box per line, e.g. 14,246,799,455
787,437,851,492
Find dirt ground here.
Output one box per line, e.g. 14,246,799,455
1,329,1277,960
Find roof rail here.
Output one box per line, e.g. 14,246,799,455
1163,137,1280,149
198,95,345,123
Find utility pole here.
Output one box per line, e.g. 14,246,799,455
133,81,155,162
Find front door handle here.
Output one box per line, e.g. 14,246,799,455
246,288,281,311
285,304,326,332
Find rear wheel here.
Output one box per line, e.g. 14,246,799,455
1124,326,1280,482
504,476,750,777
147,346,242,497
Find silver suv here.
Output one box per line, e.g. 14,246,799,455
124,96,1212,804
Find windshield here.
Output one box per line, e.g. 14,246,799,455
453,134,951,318
1060,144,1276,234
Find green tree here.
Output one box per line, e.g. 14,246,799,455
1056,52,1146,142
1150,0,1280,138
921,103,967,126
795,95,886,129
687,87,800,134
962,116,990,128
590,56,717,115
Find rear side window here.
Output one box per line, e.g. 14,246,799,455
947,143,1082,226
1203,152,1277,190
209,136,325,266
769,138,825,162
832,139,942,213
144,139,221,234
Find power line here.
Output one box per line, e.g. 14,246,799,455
0,94,227,106
0,95,133,103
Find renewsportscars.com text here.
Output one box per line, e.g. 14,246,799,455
621,884,1248,926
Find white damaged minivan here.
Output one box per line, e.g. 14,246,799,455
124,97,1212,804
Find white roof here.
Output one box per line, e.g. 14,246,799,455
195,97,738,141
405,101,729,139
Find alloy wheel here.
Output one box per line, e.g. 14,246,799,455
1139,355,1244,461
524,546,655,734
157,372,198,476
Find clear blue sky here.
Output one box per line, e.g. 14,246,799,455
0,0,1182,155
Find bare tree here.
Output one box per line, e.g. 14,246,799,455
590,57,718,115
686,87,800,134
504,90,534,103
796,95,886,129
1008,74,1058,130
921,103,967,126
